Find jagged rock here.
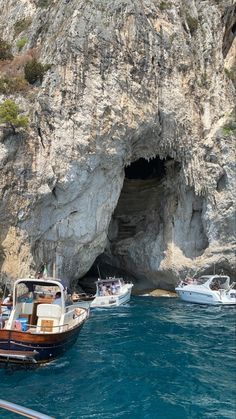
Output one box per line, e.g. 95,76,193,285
0,0,235,290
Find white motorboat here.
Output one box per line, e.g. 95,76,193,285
90,277,133,308
175,274,236,305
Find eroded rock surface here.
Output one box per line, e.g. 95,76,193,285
0,0,235,289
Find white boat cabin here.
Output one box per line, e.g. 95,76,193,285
95,278,125,296
183,275,231,290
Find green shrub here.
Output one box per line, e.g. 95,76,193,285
43,63,52,72
37,0,50,8
14,17,32,37
24,59,45,84
17,37,28,51
0,99,29,134
185,13,198,34
0,38,13,60
24,58,51,84
159,1,171,10
0,76,29,94
222,121,236,136
224,67,236,87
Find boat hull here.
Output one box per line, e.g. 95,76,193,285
175,288,236,305
90,288,132,308
0,323,84,365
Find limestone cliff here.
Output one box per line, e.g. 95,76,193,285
0,0,235,290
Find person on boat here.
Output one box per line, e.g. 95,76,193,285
3,294,13,308
36,264,45,279
54,291,62,305
111,283,116,294
17,287,33,303
211,280,220,291
101,284,107,296
115,283,121,293
106,285,111,295
0,305,5,329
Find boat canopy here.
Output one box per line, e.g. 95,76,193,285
95,277,124,285
12,278,65,307
199,275,230,287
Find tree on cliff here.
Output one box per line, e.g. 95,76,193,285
0,99,29,134
24,58,51,85
0,38,13,60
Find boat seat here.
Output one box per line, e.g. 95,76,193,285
36,304,62,333
21,302,34,315
37,304,61,318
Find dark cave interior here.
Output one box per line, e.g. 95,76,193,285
125,156,172,180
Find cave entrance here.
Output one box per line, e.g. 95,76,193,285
78,155,209,292
78,156,176,291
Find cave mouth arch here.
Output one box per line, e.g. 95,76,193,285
79,155,178,291
78,155,209,292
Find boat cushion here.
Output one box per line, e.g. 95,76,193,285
37,304,61,319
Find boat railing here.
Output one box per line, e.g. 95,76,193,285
226,281,236,292
74,308,89,321
0,398,54,419
21,323,70,332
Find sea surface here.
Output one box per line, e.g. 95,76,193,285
0,296,235,419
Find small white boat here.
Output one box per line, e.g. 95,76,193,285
90,277,133,308
175,274,236,305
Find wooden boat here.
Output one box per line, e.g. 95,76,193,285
90,277,133,308
72,292,94,302
0,277,89,365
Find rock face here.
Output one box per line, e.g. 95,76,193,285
0,0,235,289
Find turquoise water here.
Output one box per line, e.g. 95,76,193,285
0,297,235,419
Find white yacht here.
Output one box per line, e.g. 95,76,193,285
90,277,133,308
175,274,236,305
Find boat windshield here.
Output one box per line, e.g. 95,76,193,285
196,276,211,285
209,276,230,290
97,279,123,296
15,282,60,304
